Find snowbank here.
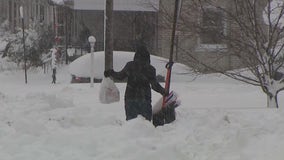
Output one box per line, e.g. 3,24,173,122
0,57,19,72
0,51,284,160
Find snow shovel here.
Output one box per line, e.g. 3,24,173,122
152,0,181,127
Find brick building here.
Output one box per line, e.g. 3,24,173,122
0,0,269,71
0,0,54,32
158,0,267,72
68,0,159,54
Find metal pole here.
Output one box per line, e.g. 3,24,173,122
90,45,94,87
22,18,27,84
88,36,96,88
20,6,27,84
65,7,68,64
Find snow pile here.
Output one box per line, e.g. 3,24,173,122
0,57,19,72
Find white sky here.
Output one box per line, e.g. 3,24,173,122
263,0,284,27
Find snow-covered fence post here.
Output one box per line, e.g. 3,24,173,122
88,36,96,88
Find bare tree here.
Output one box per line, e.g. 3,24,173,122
161,0,284,108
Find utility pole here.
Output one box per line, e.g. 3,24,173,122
20,6,27,84
105,0,113,70
65,7,68,64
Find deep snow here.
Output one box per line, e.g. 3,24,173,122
0,53,284,160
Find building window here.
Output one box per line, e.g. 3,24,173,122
31,2,34,19
40,5,45,23
36,2,39,21
198,7,227,50
9,1,12,23
14,2,17,28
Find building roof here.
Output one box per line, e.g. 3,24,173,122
72,0,159,11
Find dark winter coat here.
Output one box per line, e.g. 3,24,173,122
108,46,165,121
110,46,166,102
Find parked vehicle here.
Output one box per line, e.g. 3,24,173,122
71,75,101,83
69,51,190,83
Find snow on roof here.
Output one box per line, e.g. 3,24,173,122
73,0,159,11
51,0,65,5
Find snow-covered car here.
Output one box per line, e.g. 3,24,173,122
71,74,102,83
68,51,191,83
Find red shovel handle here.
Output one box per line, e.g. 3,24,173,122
162,63,173,108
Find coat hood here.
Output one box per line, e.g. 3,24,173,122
133,45,150,64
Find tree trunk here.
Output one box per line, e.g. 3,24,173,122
105,0,113,70
267,92,279,108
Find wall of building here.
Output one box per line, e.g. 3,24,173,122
1,0,54,32
0,0,8,23
157,0,269,72
70,10,158,53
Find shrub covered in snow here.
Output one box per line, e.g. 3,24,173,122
0,21,54,68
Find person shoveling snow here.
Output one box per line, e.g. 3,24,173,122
104,45,169,123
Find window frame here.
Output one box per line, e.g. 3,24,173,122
39,5,45,23
196,6,228,51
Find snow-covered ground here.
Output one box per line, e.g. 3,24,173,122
0,53,284,160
